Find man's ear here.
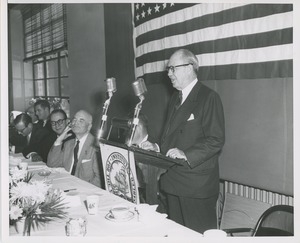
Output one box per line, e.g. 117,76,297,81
88,123,92,132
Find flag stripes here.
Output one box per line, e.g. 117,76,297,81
140,60,292,85
136,43,292,78
136,28,293,67
135,4,292,48
132,3,293,82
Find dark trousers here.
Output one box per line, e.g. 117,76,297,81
166,193,218,234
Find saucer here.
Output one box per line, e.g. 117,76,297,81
105,211,134,222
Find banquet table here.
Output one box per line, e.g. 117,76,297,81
9,154,203,238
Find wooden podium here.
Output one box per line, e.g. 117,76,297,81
99,139,183,205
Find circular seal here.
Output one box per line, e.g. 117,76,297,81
105,152,137,203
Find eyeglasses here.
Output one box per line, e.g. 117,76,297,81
17,126,28,134
51,119,66,126
166,63,192,73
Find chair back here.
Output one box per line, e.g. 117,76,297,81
220,193,271,232
253,205,293,236
106,117,131,143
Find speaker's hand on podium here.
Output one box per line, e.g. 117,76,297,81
166,148,187,161
166,148,190,166
140,140,160,152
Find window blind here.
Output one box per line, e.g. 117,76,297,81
22,4,67,61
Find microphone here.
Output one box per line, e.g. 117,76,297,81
105,77,117,93
127,78,147,147
132,78,147,97
98,77,116,140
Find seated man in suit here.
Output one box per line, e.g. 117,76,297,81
26,105,39,124
51,109,75,148
34,99,53,131
125,114,164,205
47,110,102,188
125,113,159,151
41,109,74,165
13,113,52,162
9,111,27,153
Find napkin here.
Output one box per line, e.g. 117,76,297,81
9,156,22,166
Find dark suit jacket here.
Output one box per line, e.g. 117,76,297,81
38,119,53,133
47,133,102,188
9,125,27,153
22,124,51,160
160,81,225,198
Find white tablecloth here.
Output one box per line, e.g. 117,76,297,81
9,157,202,238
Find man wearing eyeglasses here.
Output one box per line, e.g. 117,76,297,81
41,109,75,165
47,110,102,188
13,113,53,162
49,109,75,144
142,49,225,233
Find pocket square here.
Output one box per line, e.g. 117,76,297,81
82,159,91,164
187,113,195,121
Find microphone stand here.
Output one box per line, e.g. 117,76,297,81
125,95,144,203
126,95,144,147
98,91,114,140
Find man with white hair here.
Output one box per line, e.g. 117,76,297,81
47,110,102,188
142,49,225,233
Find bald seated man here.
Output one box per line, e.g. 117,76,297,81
47,110,102,188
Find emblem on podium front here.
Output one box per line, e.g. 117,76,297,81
100,143,139,204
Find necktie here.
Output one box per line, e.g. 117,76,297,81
165,91,183,136
71,140,80,175
175,91,183,110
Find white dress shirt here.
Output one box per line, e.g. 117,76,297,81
69,133,89,173
181,78,198,105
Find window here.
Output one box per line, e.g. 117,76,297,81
33,51,69,98
22,4,69,101
23,4,67,60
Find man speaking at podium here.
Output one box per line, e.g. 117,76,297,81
142,49,225,233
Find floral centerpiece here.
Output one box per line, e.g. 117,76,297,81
9,167,69,236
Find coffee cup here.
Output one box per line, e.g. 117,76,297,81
86,195,99,215
18,162,28,171
110,205,130,219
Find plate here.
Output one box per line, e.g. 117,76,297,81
105,211,135,222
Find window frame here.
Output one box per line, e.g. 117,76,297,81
32,50,68,100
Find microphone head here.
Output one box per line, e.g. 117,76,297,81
105,77,117,93
132,78,147,97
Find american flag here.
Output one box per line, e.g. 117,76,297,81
132,3,293,84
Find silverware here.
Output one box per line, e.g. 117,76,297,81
134,207,140,221
64,189,77,192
